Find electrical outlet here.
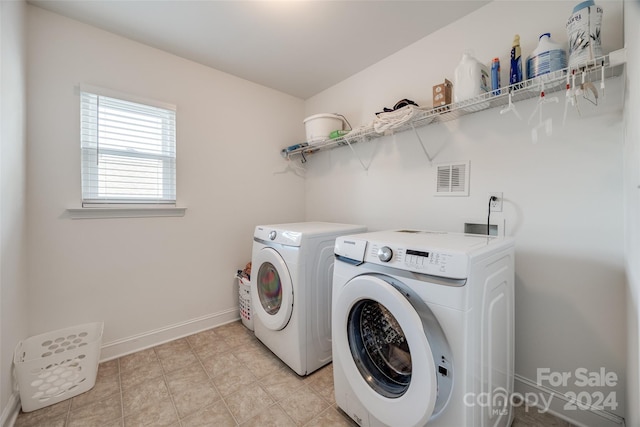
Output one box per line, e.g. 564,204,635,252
489,192,503,212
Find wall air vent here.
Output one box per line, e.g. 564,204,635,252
435,161,469,196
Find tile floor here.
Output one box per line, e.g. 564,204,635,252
15,320,573,427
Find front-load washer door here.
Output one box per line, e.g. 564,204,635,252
253,247,294,331
334,275,446,427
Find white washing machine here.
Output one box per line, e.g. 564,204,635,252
251,222,366,376
332,230,515,427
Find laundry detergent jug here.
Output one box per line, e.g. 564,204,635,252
454,52,490,103
526,33,567,79
566,0,603,68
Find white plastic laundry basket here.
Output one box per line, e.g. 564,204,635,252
14,322,103,412
237,277,254,331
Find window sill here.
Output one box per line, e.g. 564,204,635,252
66,207,186,219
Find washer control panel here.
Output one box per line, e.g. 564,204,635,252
366,242,467,279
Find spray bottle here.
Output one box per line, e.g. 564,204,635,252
509,34,523,89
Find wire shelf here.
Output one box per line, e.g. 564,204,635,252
282,54,624,163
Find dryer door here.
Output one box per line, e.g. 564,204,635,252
334,274,452,427
253,247,294,331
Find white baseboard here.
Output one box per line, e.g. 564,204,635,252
514,374,625,427
1,392,20,427
99,308,240,361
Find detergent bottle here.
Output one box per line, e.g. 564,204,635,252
491,58,501,95
509,35,523,88
566,0,603,68
454,51,490,103
526,33,567,79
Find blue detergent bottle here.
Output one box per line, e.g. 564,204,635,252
509,34,523,88
491,58,501,95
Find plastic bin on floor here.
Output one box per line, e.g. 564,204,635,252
237,277,254,331
14,322,103,412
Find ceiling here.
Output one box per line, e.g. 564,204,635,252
29,0,490,99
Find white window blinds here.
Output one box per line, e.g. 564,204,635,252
80,89,176,206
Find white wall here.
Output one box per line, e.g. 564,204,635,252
26,6,305,358
623,1,640,426
304,0,627,423
0,0,28,423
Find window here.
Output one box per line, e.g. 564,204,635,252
80,87,176,206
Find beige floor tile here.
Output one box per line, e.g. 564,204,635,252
307,363,333,382
188,329,234,358
154,338,199,373
312,381,335,405
172,380,222,419
279,384,330,426
122,376,171,416
259,366,306,402
186,329,219,348
124,396,178,427
15,399,70,427
13,322,575,427
240,403,297,427
97,359,120,377
225,384,275,424
211,364,258,397
307,364,336,404
223,331,257,348
213,320,248,339
101,419,125,427
15,411,67,427
71,367,120,409
303,363,333,384
155,337,191,353
200,351,243,378
305,405,358,427
120,360,164,390
215,321,256,348
67,393,122,427
180,400,236,427
164,361,209,395
239,337,270,352
233,345,285,379
119,348,164,390
512,403,574,427
120,358,163,389
119,348,158,373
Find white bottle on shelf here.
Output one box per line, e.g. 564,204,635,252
453,51,490,103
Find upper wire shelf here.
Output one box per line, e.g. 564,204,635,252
282,53,624,163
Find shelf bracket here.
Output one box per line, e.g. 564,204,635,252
411,122,434,164
344,135,376,171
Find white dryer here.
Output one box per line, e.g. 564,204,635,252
332,230,515,427
251,222,366,376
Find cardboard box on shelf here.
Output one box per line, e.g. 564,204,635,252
433,79,452,108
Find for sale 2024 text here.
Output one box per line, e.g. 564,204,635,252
537,367,618,411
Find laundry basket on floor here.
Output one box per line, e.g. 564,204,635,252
14,322,103,412
237,276,254,331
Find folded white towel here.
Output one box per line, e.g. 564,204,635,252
373,105,418,133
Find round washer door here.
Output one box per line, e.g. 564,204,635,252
253,247,294,331
334,275,438,427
